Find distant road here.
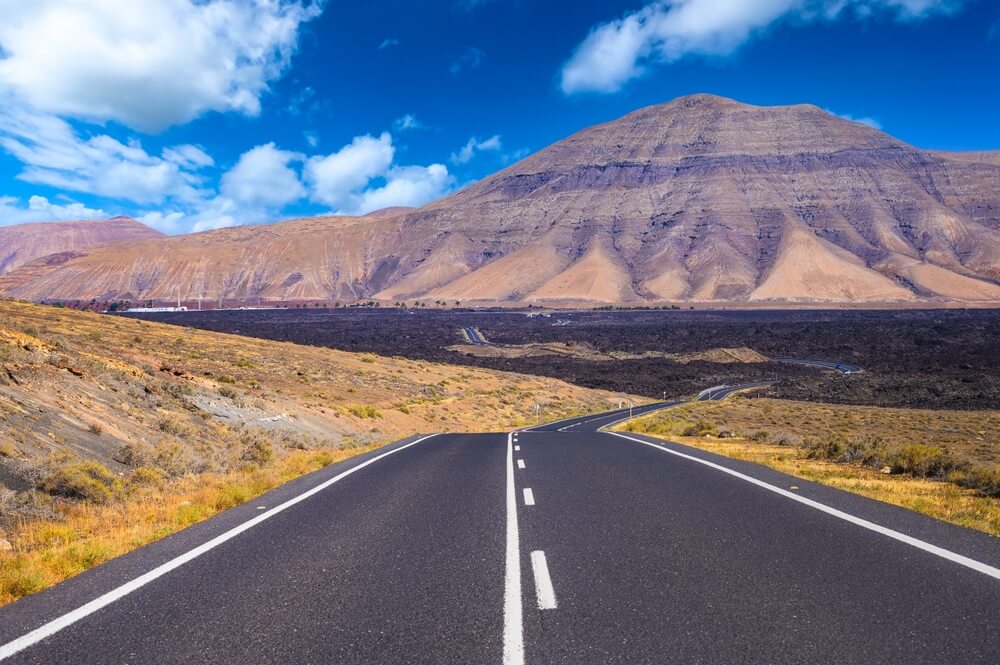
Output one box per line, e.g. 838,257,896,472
2,390,998,663
463,326,490,345
772,357,862,374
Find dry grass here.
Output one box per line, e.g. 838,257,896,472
617,398,1000,536
0,447,369,605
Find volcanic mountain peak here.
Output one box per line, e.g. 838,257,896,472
0,216,162,276
1,94,998,306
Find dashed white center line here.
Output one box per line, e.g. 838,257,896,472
517,459,525,469
514,445,520,451
530,551,558,610
503,433,524,665
523,488,535,506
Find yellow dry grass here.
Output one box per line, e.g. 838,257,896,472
617,398,1000,537
0,448,368,606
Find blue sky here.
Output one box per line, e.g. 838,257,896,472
0,0,997,234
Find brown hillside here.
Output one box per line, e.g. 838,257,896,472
0,216,162,276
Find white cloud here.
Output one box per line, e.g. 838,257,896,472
354,164,453,214
305,132,453,214
305,133,396,209
138,210,187,235
0,194,107,227
561,0,967,94
451,135,502,164
0,0,323,132
828,110,882,130
393,114,425,131
379,38,400,49
0,103,207,204
162,144,215,169
221,143,306,208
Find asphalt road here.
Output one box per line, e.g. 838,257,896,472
1,401,998,663
771,357,863,374
464,326,490,345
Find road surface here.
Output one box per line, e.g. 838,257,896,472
1,403,998,663
463,326,490,345
771,357,863,374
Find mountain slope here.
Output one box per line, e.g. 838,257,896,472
0,217,162,276
2,95,999,305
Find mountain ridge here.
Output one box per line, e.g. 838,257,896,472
1,94,998,306
0,216,162,276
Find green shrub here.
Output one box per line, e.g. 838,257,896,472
41,461,118,503
240,437,274,466
890,445,965,478
112,442,151,468
348,405,382,419
950,466,1000,498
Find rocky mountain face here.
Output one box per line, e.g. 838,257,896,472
0,216,162,276
1,95,999,305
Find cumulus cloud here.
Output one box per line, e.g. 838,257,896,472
0,0,323,132
0,103,207,204
305,132,453,214
353,165,453,214
221,143,306,208
451,135,502,164
561,0,968,94
0,194,107,227
305,133,396,210
162,144,215,170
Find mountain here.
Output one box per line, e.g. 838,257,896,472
1,95,999,305
0,216,162,276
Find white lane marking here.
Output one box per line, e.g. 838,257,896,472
504,433,525,665
517,459,525,469
0,434,441,662
514,445,520,451
523,488,535,506
530,551,558,610
609,432,1000,581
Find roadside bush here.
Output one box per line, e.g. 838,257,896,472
112,443,151,468
348,405,382,419
87,422,103,436
153,441,197,477
40,461,119,503
680,419,716,437
951,466,1000,498
890,445,966,478
128,466,165,488
239,436,274,466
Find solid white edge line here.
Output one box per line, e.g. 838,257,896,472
530,551,557,610
517,459,525,469
523,488,535,506
504,433,525,665
609,432,1000,580
0,433,441,661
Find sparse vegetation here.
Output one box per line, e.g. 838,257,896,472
618,397,1000,534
